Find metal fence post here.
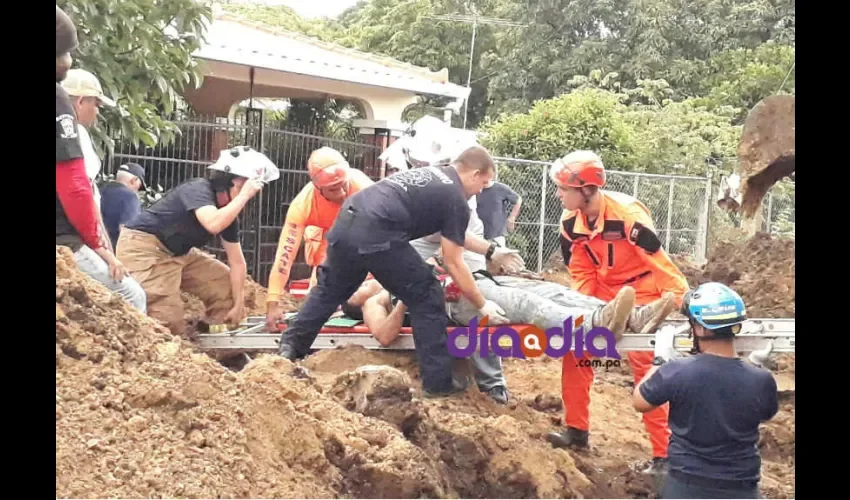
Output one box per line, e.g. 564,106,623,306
666,178,674,252
537,164,547,273
697,175,711,264
254,116,266,280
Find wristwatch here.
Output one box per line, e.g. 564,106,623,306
652,356,667,366
485,241,498,261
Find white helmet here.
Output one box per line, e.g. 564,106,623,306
404,115,453,166
207,146,280,183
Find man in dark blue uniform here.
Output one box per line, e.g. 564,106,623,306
278,145,511,396
633,282,779,498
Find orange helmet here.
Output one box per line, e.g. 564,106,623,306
308,147,350,189
549,150,606,188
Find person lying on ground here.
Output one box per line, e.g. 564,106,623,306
633,282,778,499
266,147,375,331
55,6,146,313
340,265,677,360
116,146,279,336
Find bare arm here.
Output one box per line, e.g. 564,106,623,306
362,291,407,347
194,191,253,236
441,237,486,309
223,239,247,318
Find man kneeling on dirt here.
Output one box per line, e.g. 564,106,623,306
116,146,280,335
635,282,778,499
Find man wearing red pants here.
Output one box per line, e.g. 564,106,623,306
545,150,689,476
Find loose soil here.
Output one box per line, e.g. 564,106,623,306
56,235,795,498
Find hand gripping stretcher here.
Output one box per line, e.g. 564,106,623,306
195,315,795,355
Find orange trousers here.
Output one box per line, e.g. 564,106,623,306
561,349,671,458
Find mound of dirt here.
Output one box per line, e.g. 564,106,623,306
182,277,297,335
56,244,795,499
672,232,795,318
56,246,640,498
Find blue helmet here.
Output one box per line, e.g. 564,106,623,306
681,282,747,332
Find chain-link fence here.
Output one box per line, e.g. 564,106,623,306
492,157,714,272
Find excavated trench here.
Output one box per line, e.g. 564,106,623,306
56,233,795,499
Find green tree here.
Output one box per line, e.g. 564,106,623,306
219,2,341,41
692,42,795,122
58,0,212,150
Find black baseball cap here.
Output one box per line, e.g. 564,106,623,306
118,163,147,190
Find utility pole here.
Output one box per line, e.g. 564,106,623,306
422,4,526,129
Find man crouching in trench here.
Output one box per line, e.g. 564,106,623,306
116,147,279,335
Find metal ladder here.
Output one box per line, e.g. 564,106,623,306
195,317,794,354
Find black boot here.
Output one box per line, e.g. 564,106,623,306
546,426,589,450
279,342,298,361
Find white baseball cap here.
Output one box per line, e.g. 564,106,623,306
61,69,116,107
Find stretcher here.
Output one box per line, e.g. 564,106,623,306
195,315,795,355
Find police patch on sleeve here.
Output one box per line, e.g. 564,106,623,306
629,221,662,253
56,114,77,139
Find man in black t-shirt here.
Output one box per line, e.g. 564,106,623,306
116,146,279,336
278,145,512,396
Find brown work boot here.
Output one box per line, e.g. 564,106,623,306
546,426,590,450
594,286,635,341
628,292,676,334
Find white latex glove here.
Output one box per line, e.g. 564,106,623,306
478,299,511,325
748,341,774,367
491,247,525,273
653,326,679,363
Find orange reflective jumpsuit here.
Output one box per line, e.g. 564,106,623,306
266,169,374,306
559,190,689,458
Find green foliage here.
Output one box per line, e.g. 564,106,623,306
480,87,637,167
218,0,793,135
59,0,212,151
692,42,795,122
480,77,740,177
219,2,342,41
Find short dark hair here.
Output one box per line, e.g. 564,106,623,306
209,170,237,193
454,145,496,174
341,301,363,320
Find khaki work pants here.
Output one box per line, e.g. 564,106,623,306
116,228,234,336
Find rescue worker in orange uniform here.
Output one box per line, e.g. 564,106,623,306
544,150,689,476
265,147,374,331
